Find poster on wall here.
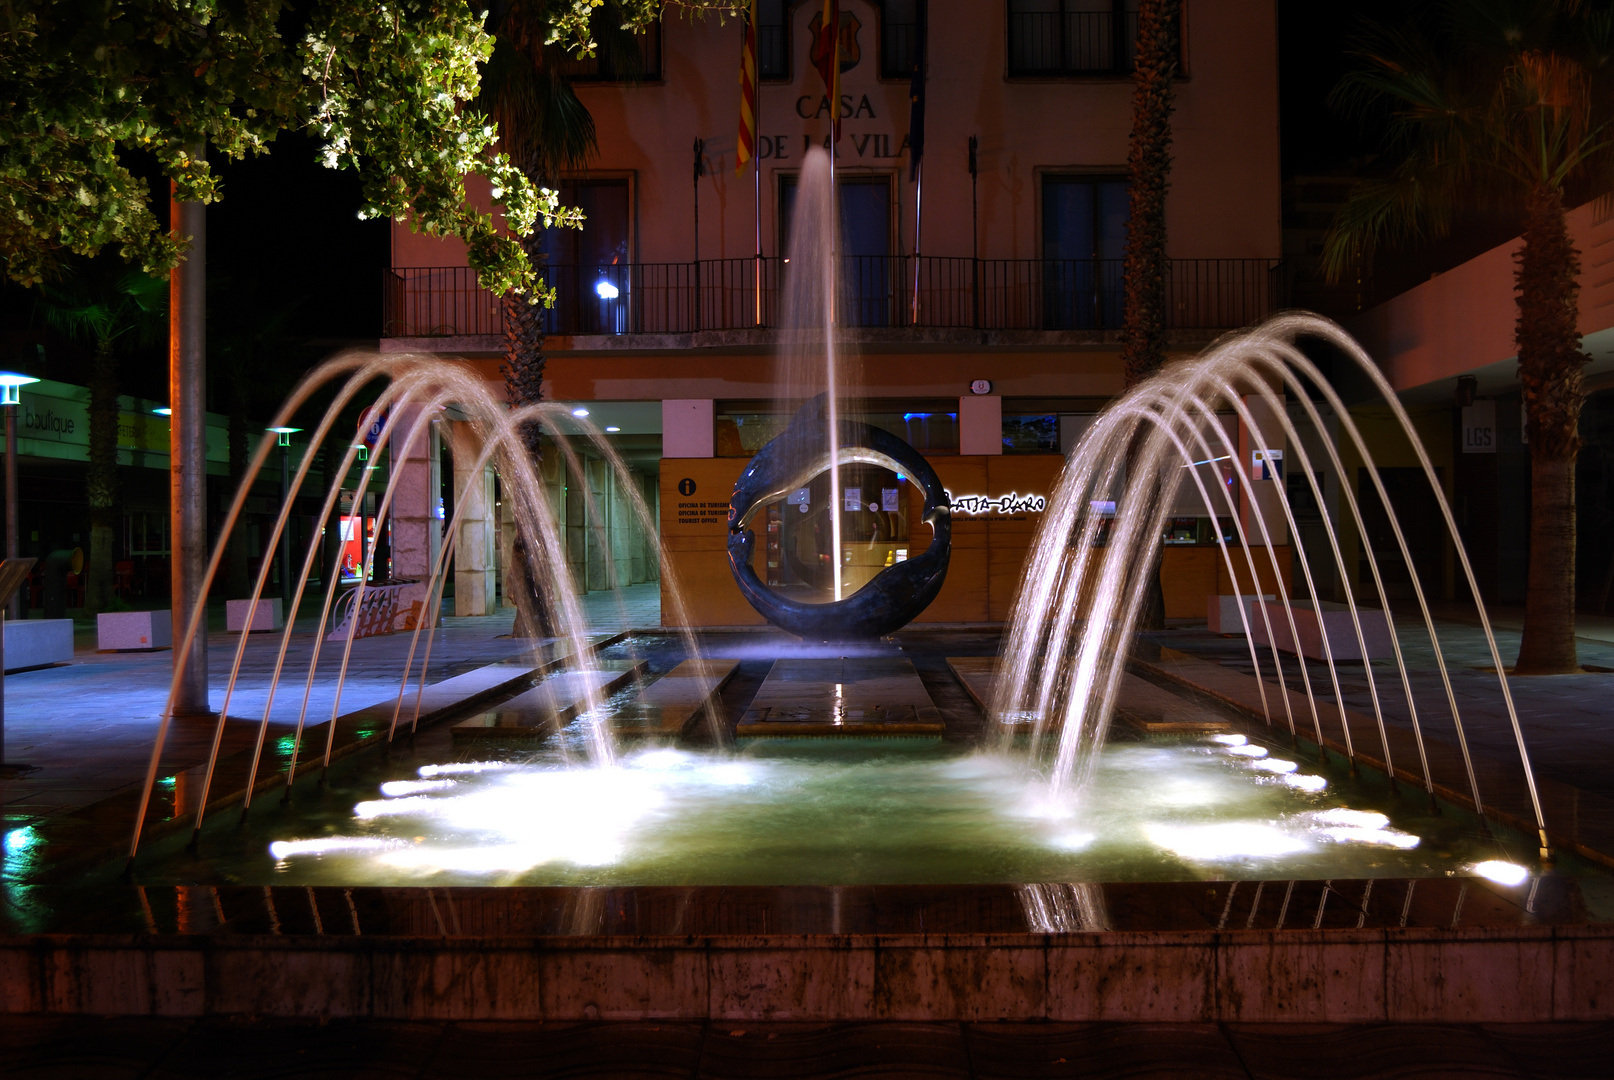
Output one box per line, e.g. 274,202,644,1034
1251,448,1284,481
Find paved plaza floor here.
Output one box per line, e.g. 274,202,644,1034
1151,601,1614,803
0,584,662,828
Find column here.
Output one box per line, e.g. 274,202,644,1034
958,394,1003,456
450,421,497,616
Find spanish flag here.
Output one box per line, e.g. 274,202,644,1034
735,0,759,174
815,0,841,142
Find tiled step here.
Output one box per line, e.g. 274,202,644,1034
609,658,740,737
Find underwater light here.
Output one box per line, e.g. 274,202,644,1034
269,837,401,860
1281,773,1328,792
1471,860,1530,886
1248,758,1298,774
418,761,513,777
606,425,620,432
153,407,172,416
1210,734,1247,746
1226,744,1268,758
1147,822,1309,860
379,779,456,797
571,406,590,418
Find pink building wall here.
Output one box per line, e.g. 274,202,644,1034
1349,200,1614,395
393,0,1281,272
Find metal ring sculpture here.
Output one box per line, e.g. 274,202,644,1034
728,394,951,640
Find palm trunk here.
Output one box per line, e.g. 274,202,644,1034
1122,0,1180,631
84,336,119,613
503,237,553,638
1513,184,1587,674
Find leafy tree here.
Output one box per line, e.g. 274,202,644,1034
1323,0,1614,674
38,261,167,612
0,0,650,296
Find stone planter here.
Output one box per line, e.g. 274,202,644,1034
3,619,73,671
96,610,173,651
1206,593,1275,635
226,597,283,633
1251,599,1394,661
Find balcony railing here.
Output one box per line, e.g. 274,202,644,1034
382,258,1286,338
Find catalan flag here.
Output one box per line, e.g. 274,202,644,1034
735,0,759,174
815,0,841,142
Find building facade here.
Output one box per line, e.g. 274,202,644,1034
383,0,1285,624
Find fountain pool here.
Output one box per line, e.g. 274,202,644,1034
128,640,1576,893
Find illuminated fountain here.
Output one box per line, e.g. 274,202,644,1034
127,351,709,862
993,312,1550,864
122,222,1553,891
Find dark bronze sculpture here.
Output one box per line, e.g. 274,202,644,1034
728,396,951,640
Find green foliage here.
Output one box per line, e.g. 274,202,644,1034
0,0,689,297
1321,0,1614,278
38,260,169,353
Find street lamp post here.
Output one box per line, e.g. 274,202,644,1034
0,371,40,771
267,428,302,609
0,373,38,622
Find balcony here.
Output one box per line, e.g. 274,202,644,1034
381,257,1286,340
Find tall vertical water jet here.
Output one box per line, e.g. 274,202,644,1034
776,148,862,603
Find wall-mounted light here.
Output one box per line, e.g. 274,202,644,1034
0,372,40,407
267,425,302,447
571,407,590,418
595,280,619,300
1455,374,1478,408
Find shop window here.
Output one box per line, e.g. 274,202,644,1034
1041,175,1128,329
715,404,958,457
1002,414,1059,454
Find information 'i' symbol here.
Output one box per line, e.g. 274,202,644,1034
678,478,697,497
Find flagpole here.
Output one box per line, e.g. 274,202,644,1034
754,119,762,327
911,161,922,326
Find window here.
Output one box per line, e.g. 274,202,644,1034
559,19,662,81
881,0,918,78
757,0,788,79
539,180,631,333
779,174,894,327
1042,175,1129,329
1008,0,1145,77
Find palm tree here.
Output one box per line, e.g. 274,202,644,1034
1122,0,1182,631
473,0,647,632
1322,0,1614,674
1121,0,1182,388
39,261,166,613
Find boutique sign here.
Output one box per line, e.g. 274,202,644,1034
945,491,1048,517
